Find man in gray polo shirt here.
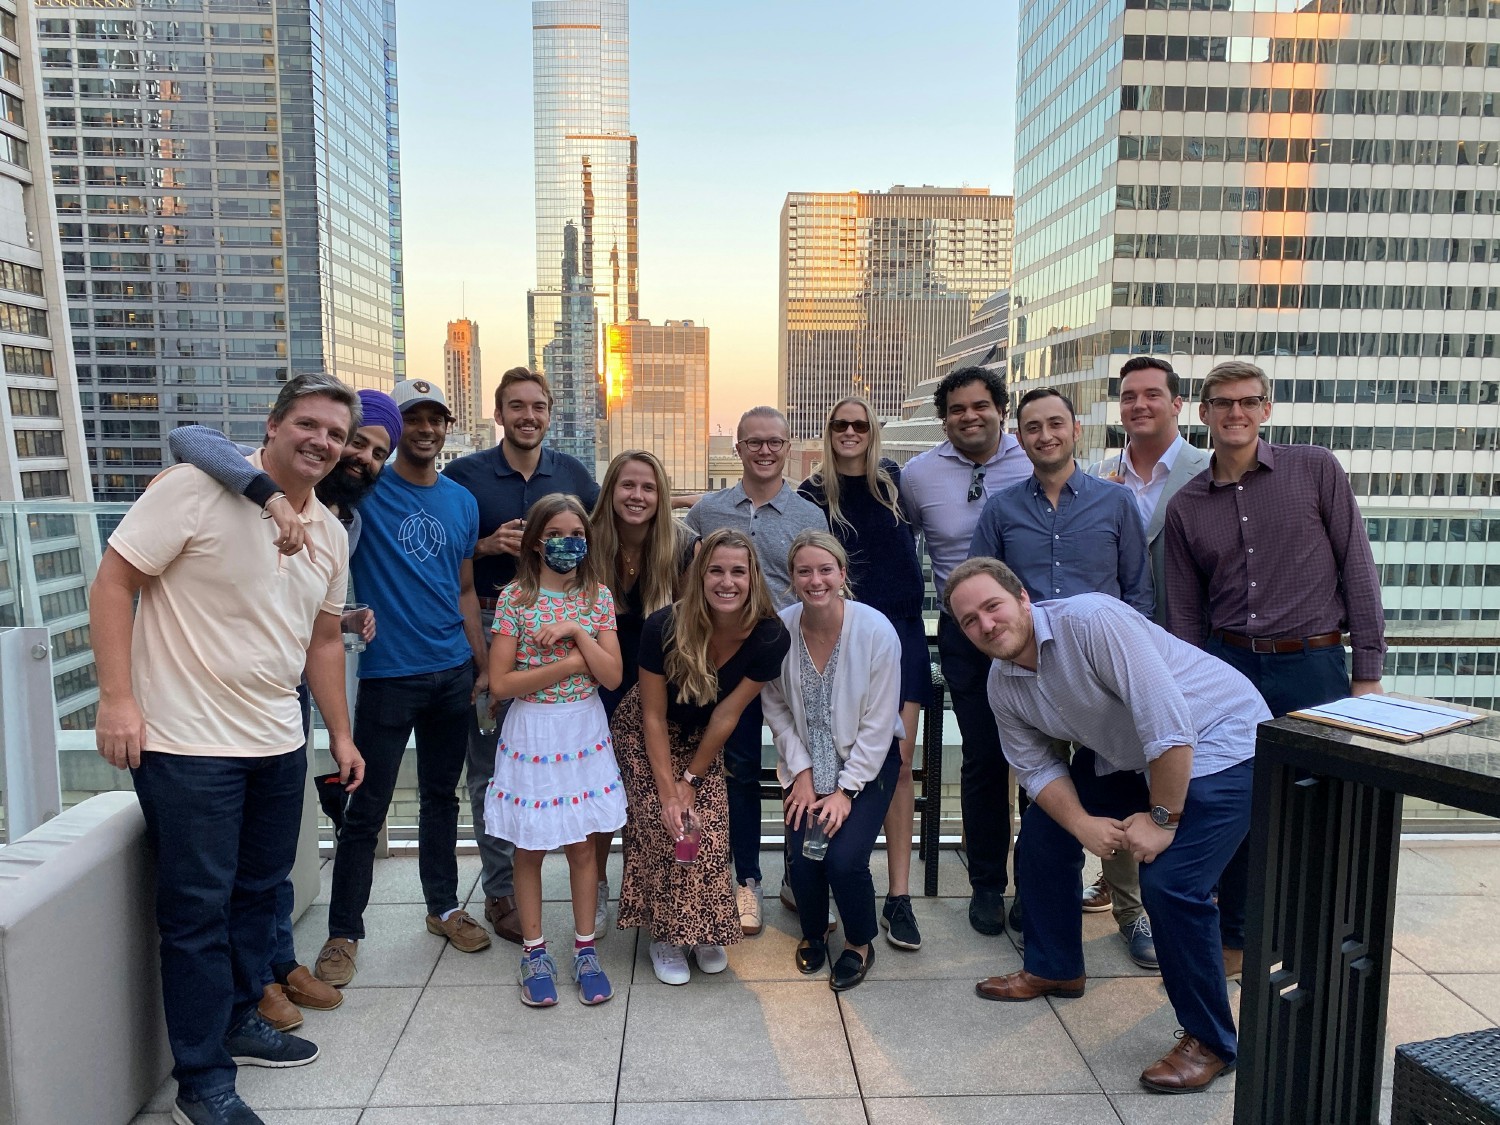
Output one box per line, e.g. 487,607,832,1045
685,405,825,934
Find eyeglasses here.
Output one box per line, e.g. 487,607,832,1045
1205,395,1268,414
829,418,870,434
967,463,987,503
738,437,787,453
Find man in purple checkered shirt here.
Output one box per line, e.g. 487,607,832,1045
1162,359,1387,721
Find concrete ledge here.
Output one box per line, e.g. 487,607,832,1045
0,791,170,1125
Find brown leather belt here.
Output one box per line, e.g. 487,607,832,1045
1213,629,1343,655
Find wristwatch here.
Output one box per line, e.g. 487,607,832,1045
1149,805,1181,829
682,769,705,790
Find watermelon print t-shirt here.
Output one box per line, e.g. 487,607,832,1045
492,581,617,704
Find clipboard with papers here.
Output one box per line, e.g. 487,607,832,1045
1288,694,1485,743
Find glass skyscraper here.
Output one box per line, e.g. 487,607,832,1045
778,186,1013,440
528,0,638,468
603,318,708,490
36,0,403,500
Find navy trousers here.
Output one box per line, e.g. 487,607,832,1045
133,748,305,1100
722,694,765,886
786,743,900,947
938,613,1012,895
1019,759,1253,1065
1205,638,1350,720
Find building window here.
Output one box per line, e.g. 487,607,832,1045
21,470,72,500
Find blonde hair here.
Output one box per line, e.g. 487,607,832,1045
808,397,903,535
508,493,604,610
787,528,854,599
1200,360,1271,403
590,450,691,617
664,528,776,706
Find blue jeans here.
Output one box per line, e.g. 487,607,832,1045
269,684,313,973
1205,638,1350,719
328,663,473,939
786,742,899,947
722,694,765,885
132,748,306,1100
938,613,1012,894
1019,759,1253,1065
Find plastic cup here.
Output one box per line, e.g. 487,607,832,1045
802,816,830,861
341,603,368,654
475,690,496,735
674,813,701,864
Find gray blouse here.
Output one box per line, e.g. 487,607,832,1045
798,631,843,795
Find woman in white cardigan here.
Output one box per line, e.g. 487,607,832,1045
763,530,905,991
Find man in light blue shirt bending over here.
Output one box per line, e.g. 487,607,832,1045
945,558,1269,1096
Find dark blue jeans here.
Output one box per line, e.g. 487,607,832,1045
1205,638,1350,720
328,663,473,939
1020,759,1253,1065
787,742,900,947
270,684,313,973
132,748,306,1100
723,694,765,886
938,613,1012,894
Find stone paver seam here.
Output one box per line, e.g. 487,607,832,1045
1044,992,1115,1101
832,987,876,1122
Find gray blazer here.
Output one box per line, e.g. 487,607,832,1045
1088,439,1211,625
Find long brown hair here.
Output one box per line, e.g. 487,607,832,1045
508,493,605,609
664,528,776,706
589,450,690,617
808,396,903,535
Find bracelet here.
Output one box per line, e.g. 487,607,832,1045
262,491,286,511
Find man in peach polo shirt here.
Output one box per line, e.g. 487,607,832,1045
90,373,366,1125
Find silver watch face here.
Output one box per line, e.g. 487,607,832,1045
1150,805,1170,827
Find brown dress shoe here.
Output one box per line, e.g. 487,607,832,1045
484,894,523,945
1140,1033,1233,1093
257,983,303,1032
427,909,492,952
1223,947,1244,981
284,964,343,1011
314,937,358,987
975,969,1087,1002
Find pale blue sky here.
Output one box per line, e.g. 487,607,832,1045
398,0,1017,433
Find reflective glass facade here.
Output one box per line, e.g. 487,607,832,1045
778,187,1013,441
603,318,707,490
36,0,401,500
528,0,637,467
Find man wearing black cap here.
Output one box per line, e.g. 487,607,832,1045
315,378,495,987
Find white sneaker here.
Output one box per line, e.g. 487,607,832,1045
692,943,728,974
594,879,609,936
649,941,690,985
737,878,764,935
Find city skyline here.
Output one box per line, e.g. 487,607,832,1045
396,0,1016,436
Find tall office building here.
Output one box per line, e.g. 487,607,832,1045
603,318,707,489
0,0,101,731
1009,0,1500,720
778,186,1013,440
35,0,403,500
382,0,403,381
528,0,638,467
444,316,488,450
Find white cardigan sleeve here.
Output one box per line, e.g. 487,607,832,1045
763,606,813,787
835,606,904,794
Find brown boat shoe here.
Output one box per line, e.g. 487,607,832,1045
314,937,358,987
426,908,492,953
284,964,343,1011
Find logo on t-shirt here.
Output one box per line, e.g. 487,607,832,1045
398,508,448,562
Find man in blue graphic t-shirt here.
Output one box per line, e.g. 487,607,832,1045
315,380,494,988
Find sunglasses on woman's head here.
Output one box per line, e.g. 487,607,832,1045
829,418,870,434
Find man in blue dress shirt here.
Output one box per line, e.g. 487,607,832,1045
946,559,1268,1095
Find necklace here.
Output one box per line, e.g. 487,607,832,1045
620,549,640,578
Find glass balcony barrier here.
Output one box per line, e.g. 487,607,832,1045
1,500,1496,847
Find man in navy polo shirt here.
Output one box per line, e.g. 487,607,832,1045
443,366,599,943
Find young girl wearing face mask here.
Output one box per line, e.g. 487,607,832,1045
486,493,626,1008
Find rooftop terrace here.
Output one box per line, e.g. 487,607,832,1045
124,840,1500,1125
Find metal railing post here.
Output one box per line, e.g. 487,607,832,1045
0,627,63,841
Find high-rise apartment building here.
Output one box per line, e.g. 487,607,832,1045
603,318,707,489
35,0,403,500
528,0,637,467
444,316,488,450
1009,0,1500,720
778,186,1013,440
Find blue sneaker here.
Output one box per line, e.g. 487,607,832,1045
574,948,614,1005
519,948,559,1007
1122,915,1159,970
225,1012,319,1068
172,1090,266,1125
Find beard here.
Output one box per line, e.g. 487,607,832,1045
315,458,377,513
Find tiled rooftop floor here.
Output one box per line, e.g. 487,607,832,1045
130,840,1500,1125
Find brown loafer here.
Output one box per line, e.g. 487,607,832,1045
257,983,303,1032
975,969,1086,1002
284,964,343,1011
1140,1033,1234,1093
427,909,492,953
1223,947,1244,982
314,937,358,987
485,894,523,945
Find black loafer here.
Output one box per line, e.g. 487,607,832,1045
968,889,1007,936
795,938,828,975
830,945,874,991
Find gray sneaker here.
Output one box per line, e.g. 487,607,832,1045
1122,915,1159,970
225,1012,319,1068
172,1090,265,1125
